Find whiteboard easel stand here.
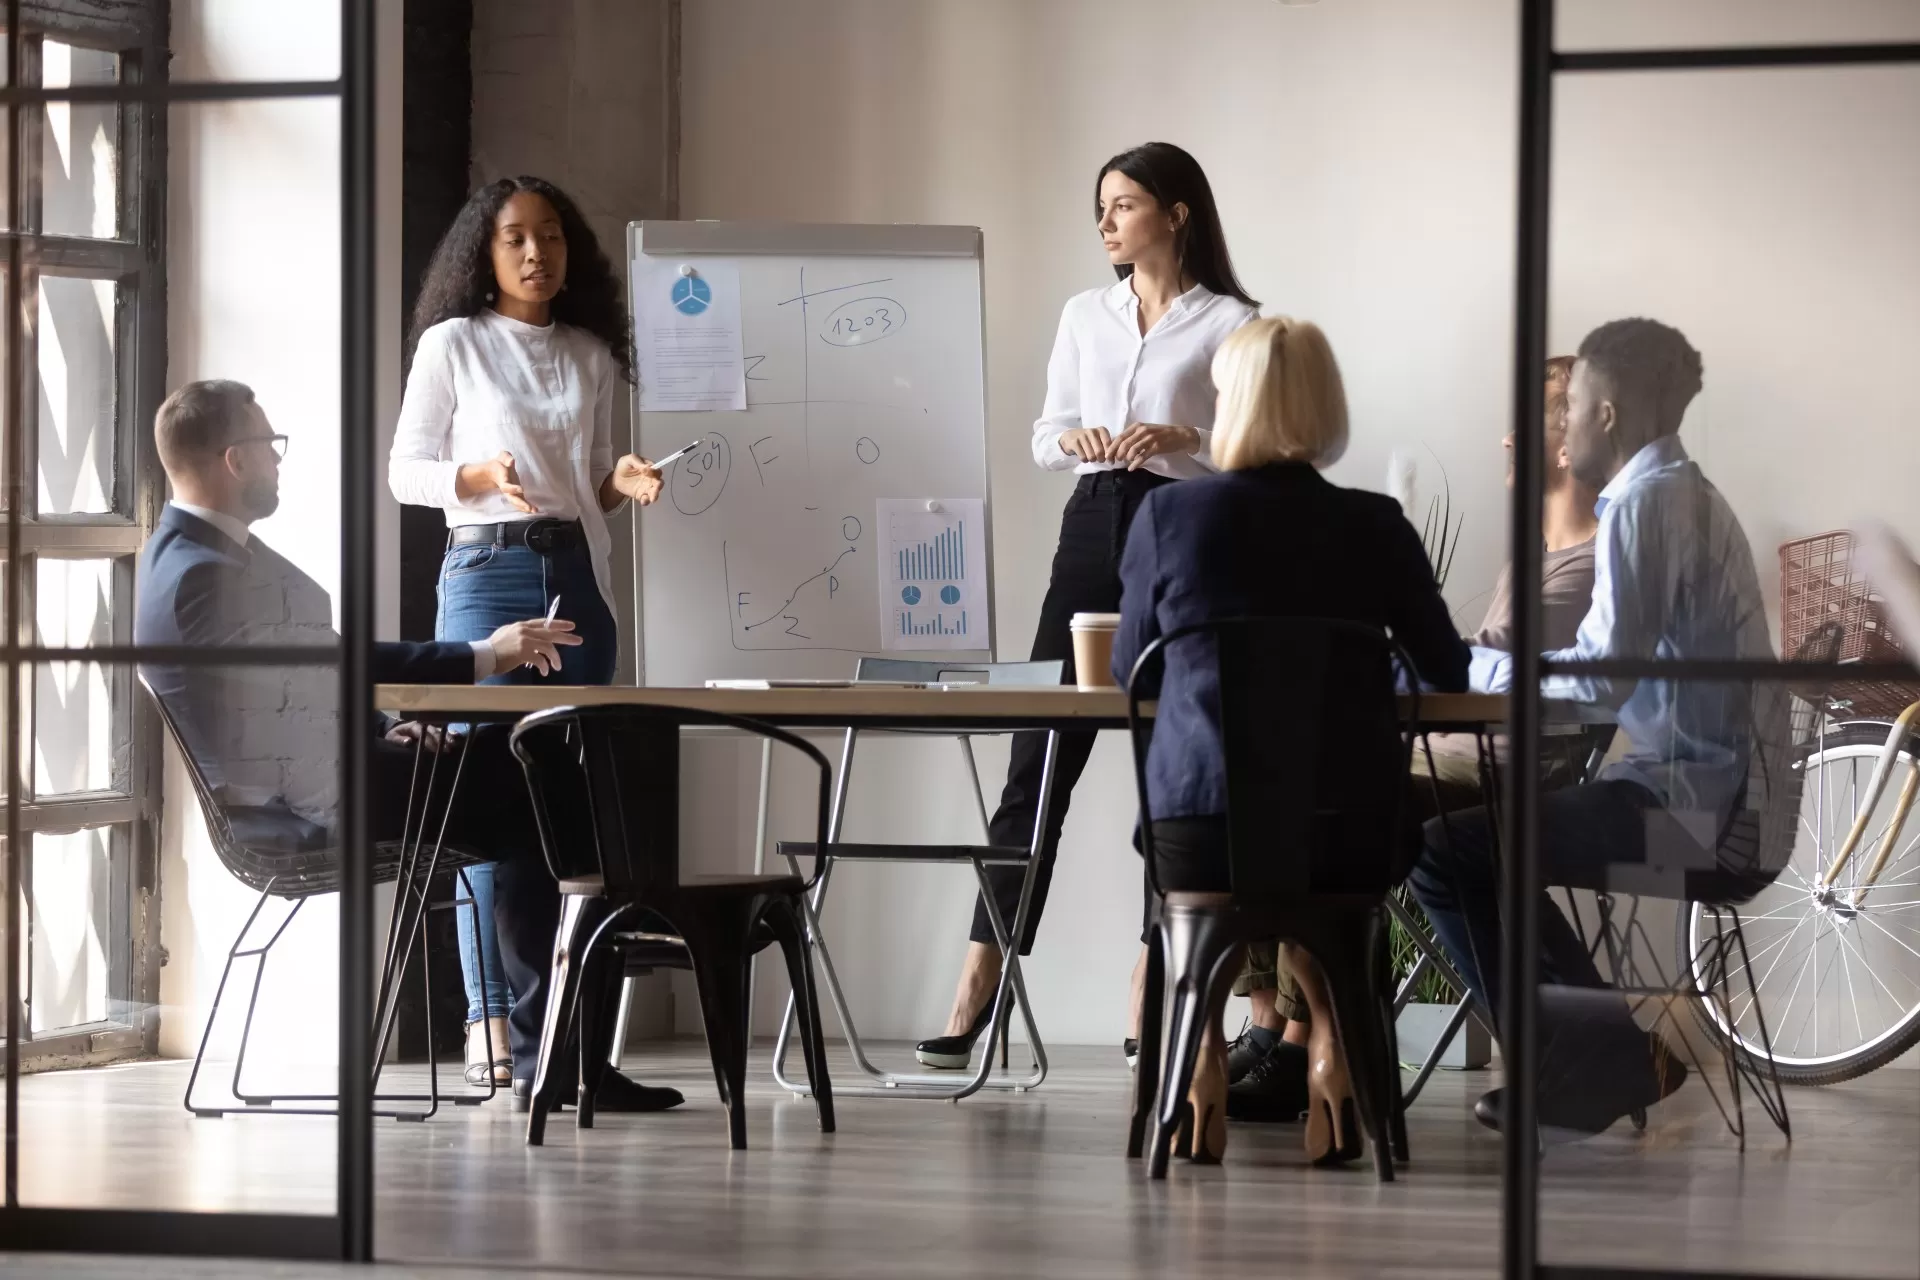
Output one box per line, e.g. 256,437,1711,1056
621,222,1032,1093
768,729,1052,1101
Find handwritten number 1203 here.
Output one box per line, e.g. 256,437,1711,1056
833,309,890,337
821,296,906,348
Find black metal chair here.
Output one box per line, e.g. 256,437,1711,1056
510,703,836,1149
1574,625,1844,1147
140,675,491,1119
1124,617,1420,1181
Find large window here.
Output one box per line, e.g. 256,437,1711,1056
4,2,165,1070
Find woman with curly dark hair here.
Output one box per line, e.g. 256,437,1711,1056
390,176,671,1107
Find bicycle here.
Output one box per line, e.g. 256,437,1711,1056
1679,532,1920,1085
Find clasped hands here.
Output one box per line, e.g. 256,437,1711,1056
457,450,664,514
1059,423,1200,470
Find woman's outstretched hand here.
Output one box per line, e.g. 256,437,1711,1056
456,450,536,513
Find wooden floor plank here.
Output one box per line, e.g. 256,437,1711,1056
6,1042,1916,1278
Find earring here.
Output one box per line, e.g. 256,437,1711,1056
485,290,495,302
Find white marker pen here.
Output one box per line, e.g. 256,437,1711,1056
652,438,707,469
527,595,563,671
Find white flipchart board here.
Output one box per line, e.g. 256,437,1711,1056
628,222,993,686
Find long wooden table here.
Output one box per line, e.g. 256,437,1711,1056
377,682,1510,730
374,682,1516,1108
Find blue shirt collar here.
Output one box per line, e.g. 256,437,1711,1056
1594,433,1689,518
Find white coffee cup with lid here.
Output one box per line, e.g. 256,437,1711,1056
1069,612,1123,691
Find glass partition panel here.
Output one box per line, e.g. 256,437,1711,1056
15,661,341,1217
1558,0,1920,53
1526,672,1920,1277
1525,43,1920,1274
4,0,364,1262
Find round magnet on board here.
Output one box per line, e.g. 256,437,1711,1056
679,264,695,278
926,501,944,513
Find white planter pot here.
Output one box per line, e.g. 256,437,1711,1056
1396,1000,1493,1070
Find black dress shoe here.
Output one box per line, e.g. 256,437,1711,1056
511,1072,685,1115
1225,1021,1268,1085
915,1001,994,1069
1475,1048,1687,1140
1225,1040,1308,1122
594,1071,687,1112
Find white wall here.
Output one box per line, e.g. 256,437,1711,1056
678,0,1920,1044
156,0,406,1062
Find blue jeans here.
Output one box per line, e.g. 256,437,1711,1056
437,535,618,1024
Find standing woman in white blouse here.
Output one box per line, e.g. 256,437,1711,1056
391,177,664,1096
915,142,1260,1071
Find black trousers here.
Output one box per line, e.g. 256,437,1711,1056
972,469,1172,951
1406,780,1663,1106
369,729,558,1079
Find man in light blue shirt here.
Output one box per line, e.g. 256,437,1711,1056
1409,318,1772,1138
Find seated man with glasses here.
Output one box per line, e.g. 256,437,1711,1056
135,378,683,1113
1409,318,1774,1139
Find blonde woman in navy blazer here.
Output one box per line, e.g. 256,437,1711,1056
1113,317,1469,1165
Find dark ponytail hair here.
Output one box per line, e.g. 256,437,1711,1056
1096,142,1258,308
408,176,635,383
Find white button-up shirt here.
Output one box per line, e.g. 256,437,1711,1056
1030,278,1258,480
388,309,626,614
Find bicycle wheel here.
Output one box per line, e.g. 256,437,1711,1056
1679,720,1920,1085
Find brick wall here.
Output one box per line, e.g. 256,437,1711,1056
469,0,681,686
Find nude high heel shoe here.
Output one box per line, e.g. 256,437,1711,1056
1175,1052,1230,1165
1304,1026,1364,1167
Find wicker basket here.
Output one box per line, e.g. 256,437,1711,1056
1780,531,1919,720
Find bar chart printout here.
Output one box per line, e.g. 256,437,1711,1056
878,497,989,651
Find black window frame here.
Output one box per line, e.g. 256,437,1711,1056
1,0,165,1071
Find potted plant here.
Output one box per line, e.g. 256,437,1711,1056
1386,452,1491,1071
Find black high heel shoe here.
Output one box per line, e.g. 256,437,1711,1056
914,1000,995,1069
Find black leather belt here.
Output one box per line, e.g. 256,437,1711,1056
448,519,584,553
1076,469,1174,496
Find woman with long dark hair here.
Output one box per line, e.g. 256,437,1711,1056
915,142,1259,1071
391,176,671,1106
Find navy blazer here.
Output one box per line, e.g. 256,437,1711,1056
1112,463,1471,823
136,505,475,809
136,505,474,682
